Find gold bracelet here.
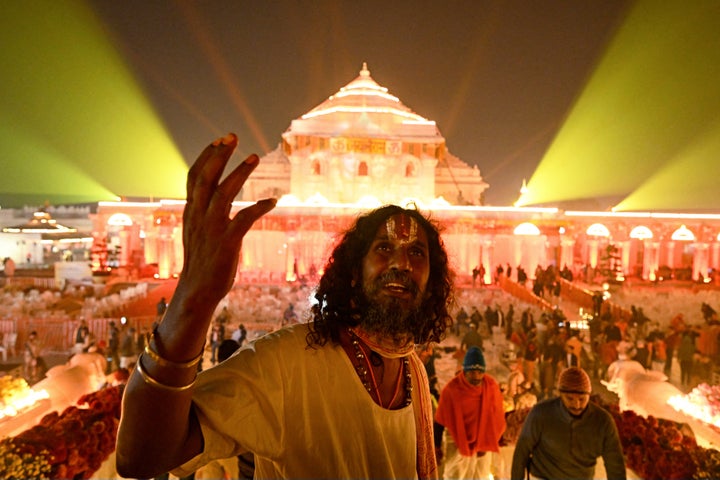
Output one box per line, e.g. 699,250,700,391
136,354,196,392
145,331,204,369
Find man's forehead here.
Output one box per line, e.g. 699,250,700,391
560,391,590,398
379,214,426,243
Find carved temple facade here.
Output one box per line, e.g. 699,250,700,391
80,65,720,285
89,200,720,285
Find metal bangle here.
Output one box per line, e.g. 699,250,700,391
145,331,203,369
136,354,196,392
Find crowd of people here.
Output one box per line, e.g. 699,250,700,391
459,259,720,397
109,134,632,480
4,134,720,478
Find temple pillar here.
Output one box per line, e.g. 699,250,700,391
285,234,298,282
465,232,478,275
666,241,676,269
588,239,599,268
157,225,175,279
693,242,709,281
118,230,130,267
522,236,546,276
144,231,158,265
560,238,575,271
618,240,631,276
512,236,522,271
644,241,660,281
445,231,475,275
481,239,493,285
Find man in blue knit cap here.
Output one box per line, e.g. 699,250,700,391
435,346,505,479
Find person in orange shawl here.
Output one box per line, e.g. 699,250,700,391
434,346,506,479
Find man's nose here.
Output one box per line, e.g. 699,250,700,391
389,247,412,271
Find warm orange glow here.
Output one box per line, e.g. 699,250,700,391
586,223,610,237
513,222,541,236
0,388,49,419
107,213,133,226
668,389,720,429
670,224,695,241
629,225,653,240
568,210,720,220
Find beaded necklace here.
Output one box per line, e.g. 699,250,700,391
348,328,412,408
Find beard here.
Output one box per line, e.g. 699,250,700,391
358,271,431,342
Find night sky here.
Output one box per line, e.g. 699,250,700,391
8,0,717,209
88,0,630,206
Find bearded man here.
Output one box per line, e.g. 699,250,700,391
511,367,626,480
116,133,454,480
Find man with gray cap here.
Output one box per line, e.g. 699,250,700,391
511,366,626,480
435,346,505,479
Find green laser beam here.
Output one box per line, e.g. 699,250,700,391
518,0,720,211
0,0,188,208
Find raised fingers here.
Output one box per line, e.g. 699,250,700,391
187,133,238,206
211,153,260,217
228,198,278,239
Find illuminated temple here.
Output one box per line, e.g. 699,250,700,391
5,64,720,285
3,64,720,480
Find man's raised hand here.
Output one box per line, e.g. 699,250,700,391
181,133,276,304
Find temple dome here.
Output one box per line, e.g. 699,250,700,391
287,63,441,139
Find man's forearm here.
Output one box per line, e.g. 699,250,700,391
116,362,201,478
114,132,275,478
116,289,212,478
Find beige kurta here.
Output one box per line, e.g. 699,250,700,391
173,324,419,479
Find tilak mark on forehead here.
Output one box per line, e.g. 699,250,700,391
386,214,418,244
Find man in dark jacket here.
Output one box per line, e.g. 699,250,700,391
511,367,626,480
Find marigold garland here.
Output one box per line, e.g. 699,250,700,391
0,384,123,479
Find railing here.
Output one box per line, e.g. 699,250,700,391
557,278,633,322
498,275,635,323
498,276,555,312
0,314,159,359
0,276,57,290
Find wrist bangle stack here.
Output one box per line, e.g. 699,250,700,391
136,354,196,392
145,331,204,369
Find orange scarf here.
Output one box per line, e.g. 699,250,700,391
352,327,438,479
434,372,506,456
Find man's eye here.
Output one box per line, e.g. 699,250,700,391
409,247,426,257
376,243,392,252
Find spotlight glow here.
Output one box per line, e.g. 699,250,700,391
518,1,720,211
0,1,188,207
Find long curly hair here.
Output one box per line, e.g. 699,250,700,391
307,205,454,347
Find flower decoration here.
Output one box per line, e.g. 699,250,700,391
668,383,720,429
0,384,123,479
501,407,531,445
